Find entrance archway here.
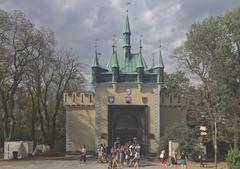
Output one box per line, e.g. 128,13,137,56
108,105,148,154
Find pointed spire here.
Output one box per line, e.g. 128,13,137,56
112,34,116,53
111,36,119,68
124,9,131,34
112,52,119,68
156,41,164,68
123,4,131,59
137,36,144,68
92,39,99,67
124,2,131,34
152,53,155,68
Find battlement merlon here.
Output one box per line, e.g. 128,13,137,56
63,92,95,106
160,93,186,106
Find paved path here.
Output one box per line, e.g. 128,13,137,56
0,160,228,169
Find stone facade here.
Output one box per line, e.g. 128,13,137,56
64,87,185,154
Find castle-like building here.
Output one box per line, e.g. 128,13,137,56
64,10,185,154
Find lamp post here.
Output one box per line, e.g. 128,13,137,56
213,103,220,169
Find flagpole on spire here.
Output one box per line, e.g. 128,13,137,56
95,38,99,52
139,34,143,54
125,1,131,13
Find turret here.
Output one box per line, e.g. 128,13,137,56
123,10,131,61
136,38,144,84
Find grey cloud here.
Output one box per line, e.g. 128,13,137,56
1,0,240,77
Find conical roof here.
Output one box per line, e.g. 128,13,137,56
91,50,99,67
123,10,131,34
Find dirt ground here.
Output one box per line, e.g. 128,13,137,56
0,159,228,169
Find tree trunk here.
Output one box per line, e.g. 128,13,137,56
30,92,36,148
233,112,239,150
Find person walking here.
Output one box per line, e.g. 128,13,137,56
160,150,167,166
169,150,177,169
80,145,87,163
132,149,140,169
179,151,188,169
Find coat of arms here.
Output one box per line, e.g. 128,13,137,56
108,96,115,104
142,97,148,104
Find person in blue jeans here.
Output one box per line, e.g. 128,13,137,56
179,151,188,169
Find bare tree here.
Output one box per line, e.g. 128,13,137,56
0,10,41,140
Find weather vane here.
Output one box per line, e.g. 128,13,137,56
125,1,131,12
95,38,99,51
95,39,101,55
159,40,162,49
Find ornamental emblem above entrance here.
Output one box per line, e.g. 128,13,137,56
125,96,132,104
108,96,115,104
142,97,148,104
126,88,132,96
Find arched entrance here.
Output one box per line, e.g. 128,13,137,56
108,105,148,154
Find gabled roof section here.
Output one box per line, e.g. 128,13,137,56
107,52,148,73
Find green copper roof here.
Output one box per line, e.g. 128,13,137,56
111,51,119,67
92,50,99,67
124,11,131,34
136,53,144,68
154,45,164,68
107,52,147,72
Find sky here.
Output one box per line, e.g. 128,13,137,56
1,0,240,82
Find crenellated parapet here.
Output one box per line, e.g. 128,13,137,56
160,93,185,107
64,92,95,108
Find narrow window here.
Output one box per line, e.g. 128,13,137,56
161,94,164,104
170,95,173,104
178,95,181,104
90,94,92,103
64,94,67,103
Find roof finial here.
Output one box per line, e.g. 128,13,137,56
112,34,116,53
92,39,100,67
139,34,143,54
125,2,131,13
159,40,162,50
152,53,155,68
95,38,99,52
156,40,164,68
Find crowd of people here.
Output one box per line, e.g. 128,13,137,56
80,143,207,169
97,142,141,169
159,150,188,169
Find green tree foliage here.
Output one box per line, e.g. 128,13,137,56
164,70,190,94
159,121,200,160
226,149,240,169
173,7,240,158
0,9,84,150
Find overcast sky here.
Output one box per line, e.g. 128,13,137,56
1,0,240,81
